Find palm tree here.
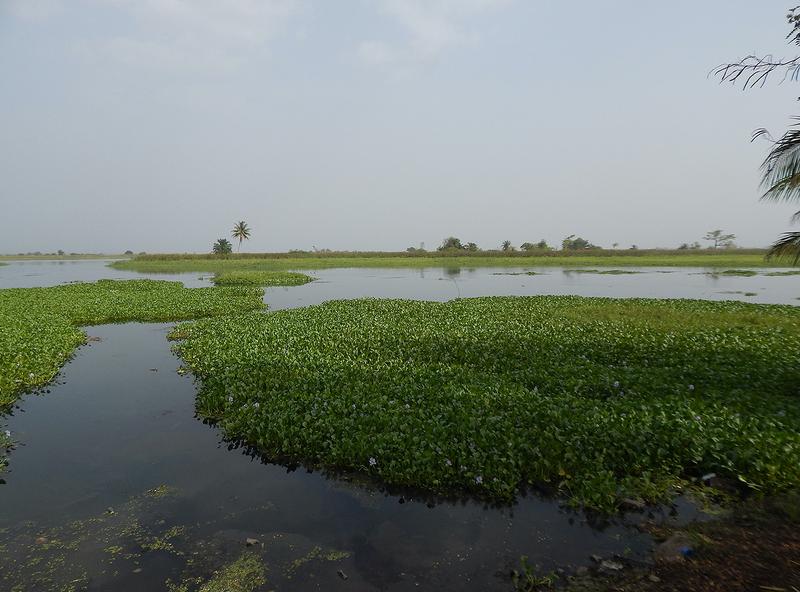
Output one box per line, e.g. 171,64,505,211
755,120,800,262
231,221,251,252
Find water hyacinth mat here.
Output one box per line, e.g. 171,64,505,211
171,295,800,511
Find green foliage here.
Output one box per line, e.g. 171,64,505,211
213,238,233,255
196,552,266,592
707,269,759,277
678,242,702,250
438,236,465,251
212,271,314,287
110,251,779,274
520,240,550,252
511,556,557,591
172,296,800,512
704,229,736,249
764,270,800,276
562,235,600,251
0,280,265,409
231,221,251,252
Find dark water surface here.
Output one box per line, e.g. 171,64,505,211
0,260,787,590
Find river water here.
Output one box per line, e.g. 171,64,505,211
1,259,796,591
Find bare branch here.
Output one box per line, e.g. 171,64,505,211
711,55,800,90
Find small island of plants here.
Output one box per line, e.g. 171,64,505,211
0,280,265,409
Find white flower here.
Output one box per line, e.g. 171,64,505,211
4,430,10,438
613,381,620,388
368,457,377,466
688,384,695,391
445,459,452,467
227,396,234,403
253,402,260,409
475,475,483,485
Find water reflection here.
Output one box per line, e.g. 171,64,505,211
1,323,655,591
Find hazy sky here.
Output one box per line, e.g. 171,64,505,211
2,1,800,253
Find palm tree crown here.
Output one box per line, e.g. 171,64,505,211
756,120,800,261
231,221,251,252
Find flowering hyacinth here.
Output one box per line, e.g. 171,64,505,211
253,402,260,409
445,459,452,467
227,395,234,403
613,381,620,388
368,457,377,467
475,475,483,485
688,384,695,391
4,430,10,438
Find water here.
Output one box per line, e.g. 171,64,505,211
1,259,789,590
2,259,799,306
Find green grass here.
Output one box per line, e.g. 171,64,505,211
212,270,314,287
0,280,265,409
171,295,800,512
109,250,786,273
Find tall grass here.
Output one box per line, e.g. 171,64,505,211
110,249,784,273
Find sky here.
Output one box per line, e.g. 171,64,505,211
2,0,800,253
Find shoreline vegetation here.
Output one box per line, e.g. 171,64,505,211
109,249,790,273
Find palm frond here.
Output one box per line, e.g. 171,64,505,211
757,118,800,203
767,231,800,263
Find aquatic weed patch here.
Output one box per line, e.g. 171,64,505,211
0,279,265,408
705,269,759,277
567,269,643,275
0,428,11,473
212,270,313,287
173,296,800,511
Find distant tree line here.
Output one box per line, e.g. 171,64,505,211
420,229,739,254
428,235,598,253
